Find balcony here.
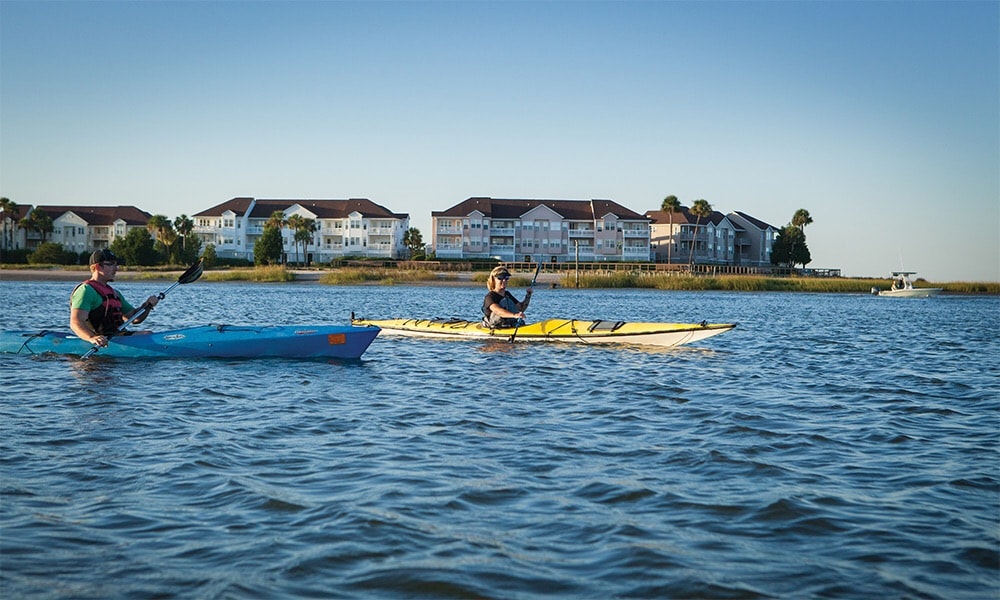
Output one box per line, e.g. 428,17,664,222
623,247,651,258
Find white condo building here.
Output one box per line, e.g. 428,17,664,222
193,197,410,262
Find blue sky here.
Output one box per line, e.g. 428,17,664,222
2,1,997,281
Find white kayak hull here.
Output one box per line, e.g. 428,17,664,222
352,317,736,348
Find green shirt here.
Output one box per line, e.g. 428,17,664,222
70,282,135,315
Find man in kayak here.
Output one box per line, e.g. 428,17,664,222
70,248,159,347
482,266,533,329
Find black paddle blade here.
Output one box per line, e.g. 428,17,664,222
179,259,204,284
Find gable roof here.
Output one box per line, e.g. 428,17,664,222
193,197,255,218
433,197,647,221
730,211,776,231
249,198,405,220
195,198,407,220
34,205,152,226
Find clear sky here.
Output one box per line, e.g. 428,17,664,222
2,0,997,281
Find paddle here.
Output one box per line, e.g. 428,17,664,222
509,262,541,343
81,258,205,359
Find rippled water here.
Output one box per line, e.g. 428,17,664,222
2,280,998,598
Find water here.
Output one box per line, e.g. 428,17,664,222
2,280,998,599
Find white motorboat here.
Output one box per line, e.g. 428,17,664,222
871,272,942,297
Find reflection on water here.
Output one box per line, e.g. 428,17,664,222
2,281,998,599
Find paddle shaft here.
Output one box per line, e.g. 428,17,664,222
509,262,542,343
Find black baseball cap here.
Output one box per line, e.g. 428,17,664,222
89,248,123,266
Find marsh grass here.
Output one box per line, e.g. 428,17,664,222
559,273,1000,294
202,266,295,282
319,268,444,285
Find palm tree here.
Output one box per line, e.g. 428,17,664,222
788,209,813,268
792,208,813,230
0,197,17,251
146,214,175,263
174,214,194,251
266,210,287,231
660,195,681,264
402,227,423,259
146,215,173,243
687,199,713,265
264,210,289,263
285,214,305,265
292,217,317,266
19,208,53,245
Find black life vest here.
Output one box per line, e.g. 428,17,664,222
482,291,521,329
74,280,125,334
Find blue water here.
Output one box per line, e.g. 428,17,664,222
2,280,998,599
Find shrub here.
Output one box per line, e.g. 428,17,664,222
28,242,78,265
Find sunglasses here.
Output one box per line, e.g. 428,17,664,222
100,261,119,267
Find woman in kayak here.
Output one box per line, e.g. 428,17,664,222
482,266,533,329
70,248,159,348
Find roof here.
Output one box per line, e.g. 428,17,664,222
730,211,776,231
195,198,407,220
644,208,726,226
34,205,152,226
433,197,648,221
193,197,255,218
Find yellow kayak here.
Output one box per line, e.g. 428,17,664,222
350,316,736,348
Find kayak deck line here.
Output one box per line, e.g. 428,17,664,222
351,316,736,348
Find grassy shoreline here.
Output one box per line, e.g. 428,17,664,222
2,264,997,294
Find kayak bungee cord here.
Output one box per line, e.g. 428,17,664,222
15,330,50,355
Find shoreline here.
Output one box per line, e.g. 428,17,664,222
0,267,489,287
2,268,996,294
0,268,548,286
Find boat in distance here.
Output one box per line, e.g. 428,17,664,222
871,271,942,298
350,316,736,348
0,324,380,359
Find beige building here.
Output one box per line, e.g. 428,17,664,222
432,197,651,263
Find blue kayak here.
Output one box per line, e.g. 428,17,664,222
0,325,380,359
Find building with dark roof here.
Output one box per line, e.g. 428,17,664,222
644,208,776,266
432,197,651,262
22,205,152,253
727,211,777,266
193,197,410,261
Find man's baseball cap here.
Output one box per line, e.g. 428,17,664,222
89,248,122,266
